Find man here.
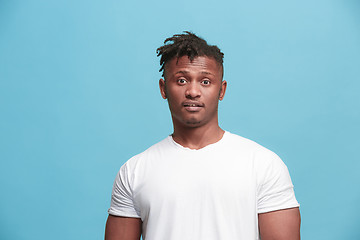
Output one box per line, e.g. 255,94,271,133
105,32,300,240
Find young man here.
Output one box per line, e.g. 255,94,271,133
105,32,300,240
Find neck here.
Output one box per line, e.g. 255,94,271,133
171,121,225,150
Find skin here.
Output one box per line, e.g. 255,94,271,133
105,215,141,240
258,207,301,240
105,55,301,239
159,55,227,149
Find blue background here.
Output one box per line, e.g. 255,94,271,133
1,0,359,239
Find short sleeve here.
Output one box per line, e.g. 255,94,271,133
257,152,300,214
108,163,141,218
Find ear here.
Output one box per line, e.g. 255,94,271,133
159,79,167,99
219,80,227,100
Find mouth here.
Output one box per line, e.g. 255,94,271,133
183,102,204,112
184,103,199,107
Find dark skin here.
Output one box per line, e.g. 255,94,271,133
259,208,301,240
105,215,141,240
159,56,227,150
104,56,301,240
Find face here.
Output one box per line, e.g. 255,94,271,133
159,56,227,129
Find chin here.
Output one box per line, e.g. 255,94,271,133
184,118,204,127
185,121,201,126
172,115,204,128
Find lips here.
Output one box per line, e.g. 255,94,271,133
183,101,204,112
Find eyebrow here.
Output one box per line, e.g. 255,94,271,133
174,70,189,75
174,70,214,76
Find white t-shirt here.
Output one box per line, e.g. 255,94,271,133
108,131,299,240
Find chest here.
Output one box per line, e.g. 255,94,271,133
132,151,257,217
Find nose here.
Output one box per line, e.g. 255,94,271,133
185,82,201,99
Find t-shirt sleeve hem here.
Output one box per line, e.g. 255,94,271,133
258,203,300,214
108,209,141,218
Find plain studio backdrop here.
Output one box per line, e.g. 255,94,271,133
0,0,359,239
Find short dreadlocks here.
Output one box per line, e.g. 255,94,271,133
156,31,224,78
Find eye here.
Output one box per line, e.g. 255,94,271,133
177,78,187,85
201,79,211,85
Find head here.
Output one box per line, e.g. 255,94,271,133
157,32,227,129
156,31,224,79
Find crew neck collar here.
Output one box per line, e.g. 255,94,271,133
168,131,228,151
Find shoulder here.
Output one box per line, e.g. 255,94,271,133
224,131,261,149
224,131,283,166
122,136,172,170
224,131,275,154
225,132,293,188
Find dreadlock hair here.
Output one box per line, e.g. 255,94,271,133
156,31,224,78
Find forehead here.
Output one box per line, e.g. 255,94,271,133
165,56,222,77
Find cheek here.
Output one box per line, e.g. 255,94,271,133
166,92,182,107
167,87,183,101
204,89,221,100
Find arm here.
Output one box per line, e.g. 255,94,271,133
105,215,142,240
258,207,301,240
